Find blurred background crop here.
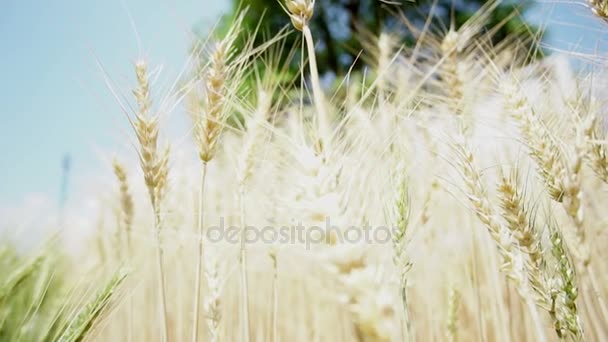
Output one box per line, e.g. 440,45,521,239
0,0,607,209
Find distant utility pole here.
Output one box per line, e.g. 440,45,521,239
59,154,71,210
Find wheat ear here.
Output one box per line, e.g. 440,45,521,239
376,32,394,103
132,60,170,342
237,89,271,185
446,286,460,342
562,138,590,265
506,80,608,327
582,115,608,183
193,26,239,163
455,144,549,341
589,0,608,21
455,144,513,268
112,160,134,253
204,250,221,342
0,253,44,304
440,29,464,115
501,79,566,202
391,177,412,330
503,79,590,263
497,170,560,341
549,225,584,340
497,170,548,303
57,269,128,342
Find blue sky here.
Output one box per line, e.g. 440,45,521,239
528,1,608,56
0,0,229,206
0,0,607,206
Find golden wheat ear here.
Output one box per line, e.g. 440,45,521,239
496,170,556,323
283,0,314,32
132,61,170,208
500,77,567,203
589,0,608,21
192,11,248,164
112,160,134,242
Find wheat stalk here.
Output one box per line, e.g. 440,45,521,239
190,17,245,342
285,0,331,154
132,60,170,342
192,161,208,342
269,248,278,342
111,160,134,342
234,89,273,342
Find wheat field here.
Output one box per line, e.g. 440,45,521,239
2,1,608,341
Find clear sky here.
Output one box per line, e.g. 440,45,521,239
0,0,229,207
0,0,607,207
528,1,608,56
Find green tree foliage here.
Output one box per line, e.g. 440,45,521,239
224,0,539,76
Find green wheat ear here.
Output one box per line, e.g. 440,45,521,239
57,268,129,342
0,253,44,304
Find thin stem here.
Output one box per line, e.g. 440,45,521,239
192,162,208,342
154,207,169,342
302,25,330,153
581,291,599,342
400,273,412,341
470,219,487,340
271,253,278,342
525,295,547,342
239,185,250,342
585,264,608,333
126,232,133,342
